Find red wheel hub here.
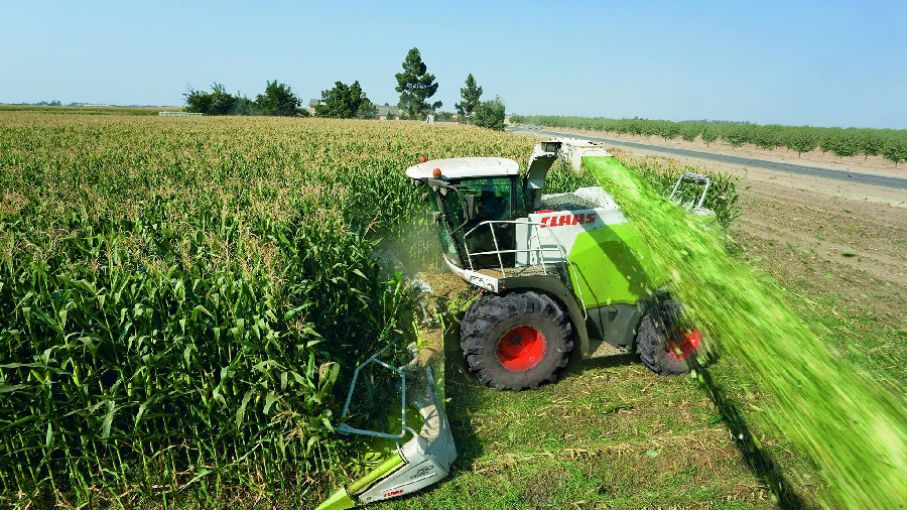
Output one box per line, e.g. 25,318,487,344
497,326,547,372
666,329,702,360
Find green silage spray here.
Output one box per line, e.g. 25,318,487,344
584,156,906,509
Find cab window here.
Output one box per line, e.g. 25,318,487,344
446,177,513,228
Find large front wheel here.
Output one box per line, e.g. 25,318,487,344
460,292,573,390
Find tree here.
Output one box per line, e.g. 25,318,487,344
881,138,907,168
657,122,680,141
315,80,377,119
680,124,698,142
752,125,782,151
858,131,884,160
255,80,304,116
232,96,260,116
356,95,378,119
185,83,241,115
454,73,482,121
724,126,750,147
395,48,441,119
472,96,506,131
821,133,858,158
701,127,718,146
784,129,818,157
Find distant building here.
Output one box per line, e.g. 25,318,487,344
377,105,400,120
307,98,323,115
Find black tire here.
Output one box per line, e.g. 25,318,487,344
636,299,697,375
460,291,573,390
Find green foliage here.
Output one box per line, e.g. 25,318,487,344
255,80,305,117
185,82,247,115
751,125,782,150
881,138,907,167
472,97,506,131
680,123,699,142
185,81,307,117
783,128,818,156
357,99,378,119
511,115,907,163
315,81,377,119
658,122,680,141
820,131,859,157
455,73,483,120
857,130,884,158
724,126,749,147
395,48,441,119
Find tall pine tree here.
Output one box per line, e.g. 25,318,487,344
455,73,483,121
395,48,441,119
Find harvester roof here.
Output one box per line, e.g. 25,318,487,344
406,157,519,180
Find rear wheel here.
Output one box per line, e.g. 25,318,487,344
460,292,573,390
636,299,702,375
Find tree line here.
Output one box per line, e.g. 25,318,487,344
510,115,907,167
184,48,506,130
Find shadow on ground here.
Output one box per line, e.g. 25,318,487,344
695,363,808,509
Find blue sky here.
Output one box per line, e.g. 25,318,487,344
3,0,905,128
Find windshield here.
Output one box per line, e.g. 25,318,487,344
443,177,513,229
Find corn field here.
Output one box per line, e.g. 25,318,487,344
0,114,532,507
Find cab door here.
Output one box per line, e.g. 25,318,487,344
442,177,518,269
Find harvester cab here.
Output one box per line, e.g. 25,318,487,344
407,139,709,390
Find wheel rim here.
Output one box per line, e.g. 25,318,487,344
666,329,702,360
497,326,547,372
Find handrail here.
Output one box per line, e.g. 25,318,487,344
458,218,588,319
462,219,566,275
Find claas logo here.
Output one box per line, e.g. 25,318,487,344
540,213,596,228
383,489,404,498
